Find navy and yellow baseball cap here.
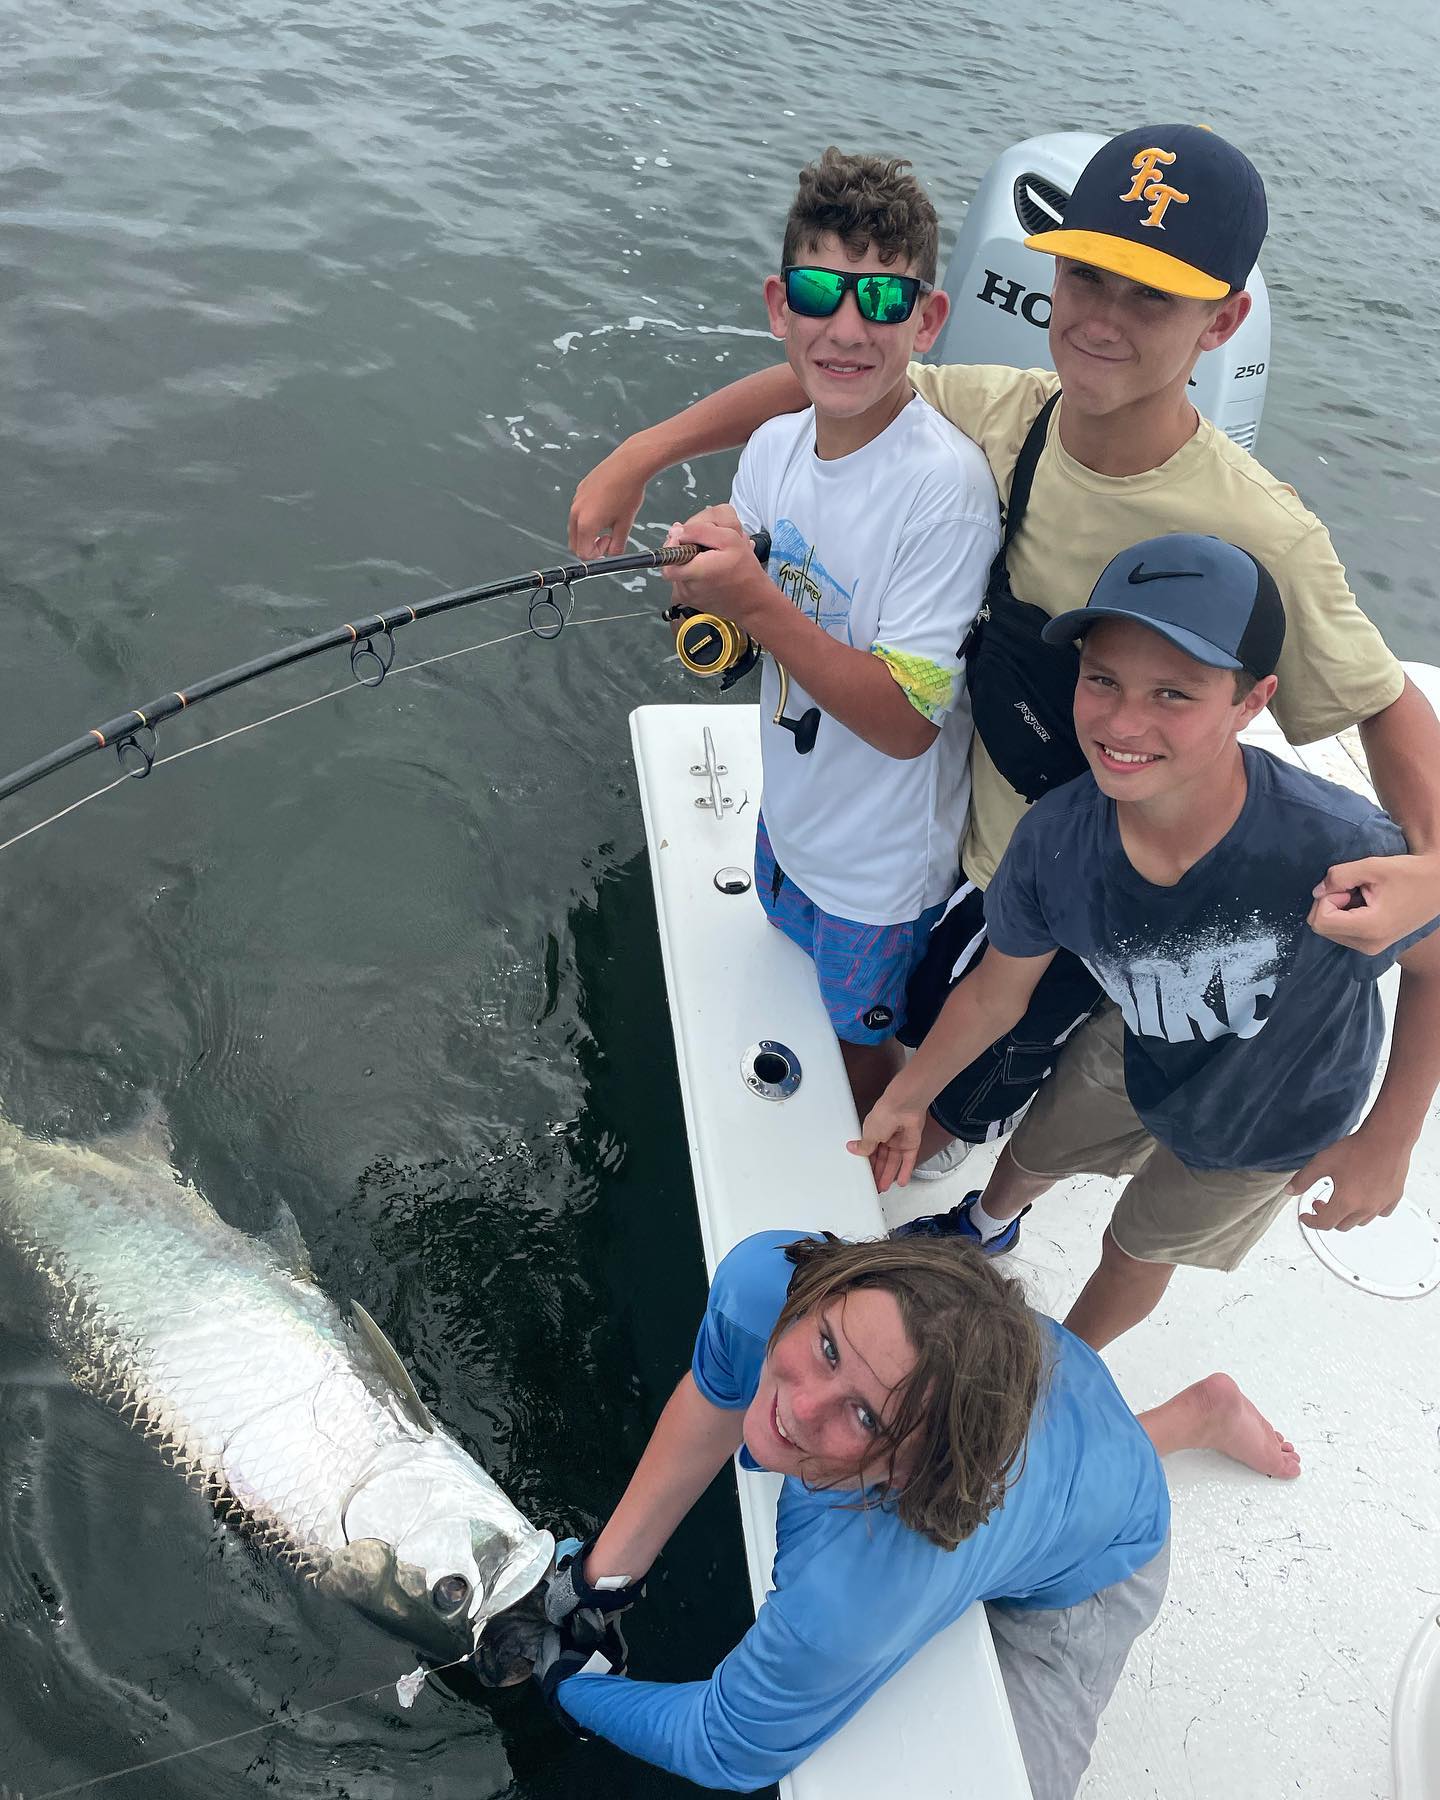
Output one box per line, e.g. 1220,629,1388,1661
1024,124,1268,301
1041,533,1286,678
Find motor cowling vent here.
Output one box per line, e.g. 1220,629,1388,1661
1012,173,1069,236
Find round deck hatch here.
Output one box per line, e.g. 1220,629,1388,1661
714,866,752,895
742,1041,801,1101
1297,1192,1440,1298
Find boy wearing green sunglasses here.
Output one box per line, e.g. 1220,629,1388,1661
657,147,1000,1118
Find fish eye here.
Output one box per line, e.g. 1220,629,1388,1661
431,1574,472,1614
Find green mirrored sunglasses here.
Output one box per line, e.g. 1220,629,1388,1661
782,265,932,325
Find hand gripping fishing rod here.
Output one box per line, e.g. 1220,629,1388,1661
0,533,772,808
663,533,819,754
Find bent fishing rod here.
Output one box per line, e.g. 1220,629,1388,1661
0,532,775,808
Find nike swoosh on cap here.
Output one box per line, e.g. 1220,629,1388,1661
1127,563,1204,585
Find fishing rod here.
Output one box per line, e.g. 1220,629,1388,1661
0,533,774,808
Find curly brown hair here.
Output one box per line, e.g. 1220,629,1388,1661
769,1234,1045,1551
781,147,941,285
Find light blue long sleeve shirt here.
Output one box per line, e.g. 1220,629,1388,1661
559,1230,1168,1791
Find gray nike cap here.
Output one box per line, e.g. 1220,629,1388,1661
1041,532,1286,678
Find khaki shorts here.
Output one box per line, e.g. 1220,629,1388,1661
1008,1004,1297,1271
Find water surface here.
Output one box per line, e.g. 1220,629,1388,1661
1,2,1437,1794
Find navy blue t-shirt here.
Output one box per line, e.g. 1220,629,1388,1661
985,745,1439,1171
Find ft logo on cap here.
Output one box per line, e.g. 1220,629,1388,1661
1120,148,1189,230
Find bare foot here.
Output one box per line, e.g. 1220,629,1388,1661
1139,1372,1302,1479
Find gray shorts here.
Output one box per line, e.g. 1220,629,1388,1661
985,1537,1171,1800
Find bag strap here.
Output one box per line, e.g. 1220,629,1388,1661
959,387,1063,667
1001,390,1061,551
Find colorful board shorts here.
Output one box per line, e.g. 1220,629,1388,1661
1008,1004,1299,1271
754,815,943,1047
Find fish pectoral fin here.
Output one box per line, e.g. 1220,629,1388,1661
347,1302,436,1434
258,1197,314,1283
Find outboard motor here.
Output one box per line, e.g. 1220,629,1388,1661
930,132,1271,453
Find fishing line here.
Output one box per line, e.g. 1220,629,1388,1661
0,608,649,860
22,1652,474,1799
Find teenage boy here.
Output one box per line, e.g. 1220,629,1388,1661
656,148,999,1116
849,534,1440,1351
533,1229,1302,1800
570,123,1440,1164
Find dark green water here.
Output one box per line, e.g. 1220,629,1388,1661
1,0,1438,1794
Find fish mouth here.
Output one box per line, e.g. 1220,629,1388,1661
469,1530,554,1636
471,1573,551,1689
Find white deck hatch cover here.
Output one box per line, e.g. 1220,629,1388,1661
1298,1191,1440,1297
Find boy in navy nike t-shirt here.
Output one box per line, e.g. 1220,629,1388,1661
855,533,1440,1350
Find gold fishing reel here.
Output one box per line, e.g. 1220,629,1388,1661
669,618,816,752
660,526,769,691
673,611,755,678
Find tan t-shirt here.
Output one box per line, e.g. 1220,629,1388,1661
908,361,1405,887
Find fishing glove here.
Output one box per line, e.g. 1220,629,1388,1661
533,1612,629,1737
543,1533,646,1629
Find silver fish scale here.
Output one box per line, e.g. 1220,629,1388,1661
1,1130,437,1564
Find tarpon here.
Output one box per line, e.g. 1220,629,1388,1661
0,1110,553,1678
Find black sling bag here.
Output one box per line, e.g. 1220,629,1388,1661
961,392,1091,803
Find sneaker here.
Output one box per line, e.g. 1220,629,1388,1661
909,1137,974,1182
891,1190,1028,1254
